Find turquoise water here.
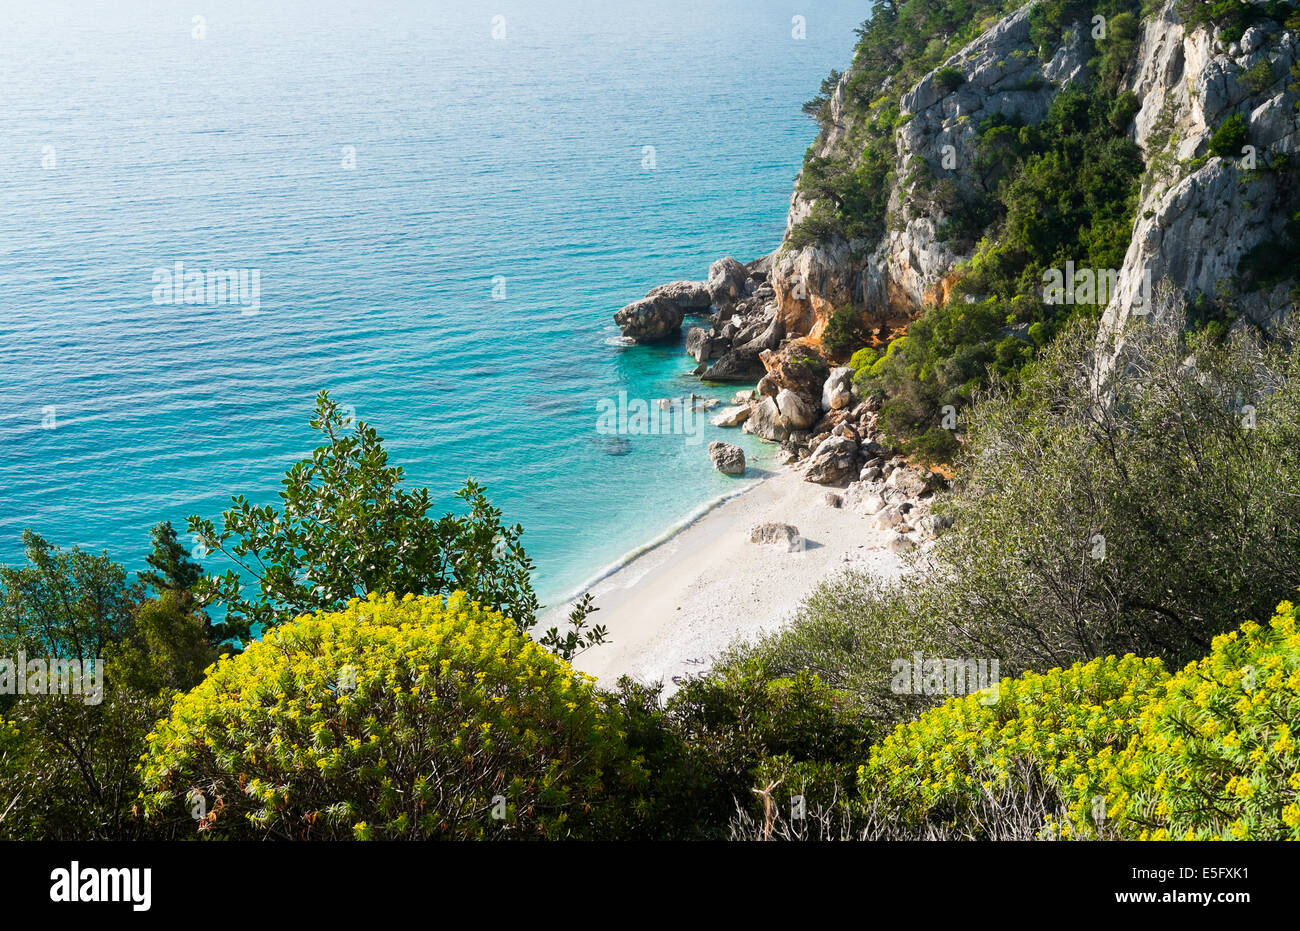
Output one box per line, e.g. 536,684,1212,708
0,0,864,605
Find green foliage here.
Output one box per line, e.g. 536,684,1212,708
188,391,605,660
849,345,881,372
934,66,966,93
0,534,209,840
1243,58,1275,94
723,571,948,733
932,318,1300,671
802,68,843,123
860,655,1168,838
862,79,1145,454
0,531,136,663
141,592,644,840
1075,603,1300,840
740,318,1300,737
0,682,175,840
1177,0,1295,44
1208,113,1249,159
821,304,871,358
657,659,873,836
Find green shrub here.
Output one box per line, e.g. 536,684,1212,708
934,67,966,93
821,304,870,358
745,317,1300,718
1208,113,1249,159
1243,59,1274,94
188,392,604,659
140,592,645,840
1076,602,1300,840
849,346,880,372
655,659,873,836
860,655,1168,838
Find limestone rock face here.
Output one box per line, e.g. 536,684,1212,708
771,0,1299,363
1096,4,1299,370
614,295,683,343
708,441,746,475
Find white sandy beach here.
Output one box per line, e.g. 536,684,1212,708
564,463,909,689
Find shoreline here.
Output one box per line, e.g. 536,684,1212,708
562,460,911,690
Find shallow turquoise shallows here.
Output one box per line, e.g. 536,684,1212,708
0,0,864,606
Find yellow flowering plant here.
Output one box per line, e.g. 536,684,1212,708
139,592,645,840
1074,601,1300,840
859,655,1169,838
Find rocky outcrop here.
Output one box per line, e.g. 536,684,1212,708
742,396,789,443
776,388,818,430
708,441,746,475
1096,3,1300,366
614,295,684,343
769,1,1298,362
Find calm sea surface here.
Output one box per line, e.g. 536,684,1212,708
0,0,864,604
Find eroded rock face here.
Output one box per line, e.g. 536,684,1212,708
614,295,683,343
1096,4,1299,369
708,441,746,475
647,280,713,311
773,0,1298,363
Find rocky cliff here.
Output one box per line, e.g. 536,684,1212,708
768,0,1298,354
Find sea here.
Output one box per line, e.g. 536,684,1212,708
0,0,865,606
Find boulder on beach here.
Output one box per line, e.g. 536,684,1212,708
614,295,684,343
804,435,858,485
742,396,789,443
708,441,746,475
821,366,855,411
776,388,818,430
749,522,802,551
